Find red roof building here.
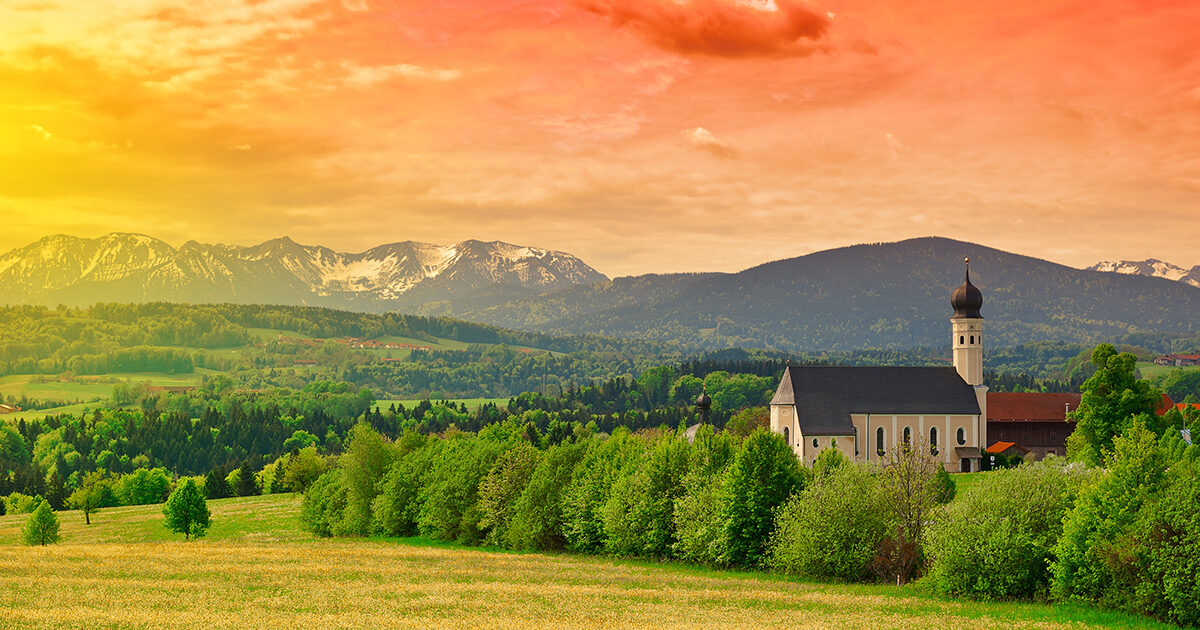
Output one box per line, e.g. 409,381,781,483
987,392,1081,460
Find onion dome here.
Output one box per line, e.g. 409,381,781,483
695,390,712,410
951,258,983,319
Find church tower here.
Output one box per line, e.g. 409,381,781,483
951,258,984,386
951,258,988,452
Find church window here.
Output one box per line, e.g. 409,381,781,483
930,427,939,455
876,427,885,456
812,438,819,449
956,427,966,445
969,335,974,344
959,335,965,345
903,427,911,445
782,426,789,445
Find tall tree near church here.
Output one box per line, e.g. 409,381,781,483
1067,344,1163,467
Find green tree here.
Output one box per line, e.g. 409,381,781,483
1068,344,1163,466
1052,421,1165,606
477,443,541,545
505,441,586,551
720,429,807,567
22,501,60,546
67,471,109,525
162,478,211,541
339,423,397,535
278,447,329,493
878,440,939,584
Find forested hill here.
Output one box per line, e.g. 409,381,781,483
448,237,1200,351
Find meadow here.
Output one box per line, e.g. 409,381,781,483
0,495,1178,630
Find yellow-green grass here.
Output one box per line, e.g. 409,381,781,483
0,496,1178,630
1137,361,1200,380
0,375,110,401
246,327,318,342
375,397,509,411
951,471,993,496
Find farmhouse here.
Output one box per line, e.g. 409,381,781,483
770,261,989,472
985,392,1080,460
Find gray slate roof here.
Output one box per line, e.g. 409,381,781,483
770,366,982,436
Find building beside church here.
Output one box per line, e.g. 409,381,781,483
986,392,1080,460
769,261,989,472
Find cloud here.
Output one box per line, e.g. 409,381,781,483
28,124,52,140
577,0,829,57
341,0,368,11
341,62,463,86
683,127,736,158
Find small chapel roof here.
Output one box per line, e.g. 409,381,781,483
770,366,981,436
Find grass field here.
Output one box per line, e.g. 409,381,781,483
0,495,1178,630
1137,361,1200,380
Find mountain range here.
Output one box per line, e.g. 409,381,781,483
2,233,1199,352
1087,259,1200,288
0,233,606,311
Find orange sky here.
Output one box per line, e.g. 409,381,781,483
1,0,1198,276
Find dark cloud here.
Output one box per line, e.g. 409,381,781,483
578,0,830,58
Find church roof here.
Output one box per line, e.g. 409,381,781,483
770,366,982,436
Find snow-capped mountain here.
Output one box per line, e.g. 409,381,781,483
1087,259,1200,288
0,233,608,311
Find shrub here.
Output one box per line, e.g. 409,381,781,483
373,440,443,537
417,433,507,544
672,427,737,565
769,463,890,581
603,433,691,558
924,458,1097,599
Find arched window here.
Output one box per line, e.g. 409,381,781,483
957,427,966,445
782,426,789,445
812,438,819,449
959,335,965,345
903,426,912,445
930,426,939,455
969,335,974,344
876,427,885,456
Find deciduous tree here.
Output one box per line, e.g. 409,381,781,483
162,478,211,541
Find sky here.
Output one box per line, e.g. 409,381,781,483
0,0,1198,277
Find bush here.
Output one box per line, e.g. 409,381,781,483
417,433,507,544
4,492,43,514
603,433,691,558
672,427,737,565
769,463,890,581
924,458,1097,599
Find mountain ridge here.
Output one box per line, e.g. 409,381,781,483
1087,258,1200,288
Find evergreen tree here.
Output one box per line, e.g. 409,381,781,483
235,462,260,497
163,478,211,541
204,465,231,499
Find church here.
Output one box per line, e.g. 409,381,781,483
769,261,989,472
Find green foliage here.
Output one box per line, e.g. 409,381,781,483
561,429,645,553
926,459,1097,599
1068,344,1164,466
603,433,692,558
813,446,850,479
116,467,172,505
721,429,807,567
67,470,112,524
504,441,586,550
4,492,44,514
476,442,541,545
1129,458,1200,626
769,464,890,581
932,464,956,505
417,433,508,544
22,500,60,546
372,440,443,537
338,423,397,535
162,478,211,540
1052,421,1166,606
276,447,329,493
299,470,347,537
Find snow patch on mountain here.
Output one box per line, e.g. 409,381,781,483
1088,258,1200,288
